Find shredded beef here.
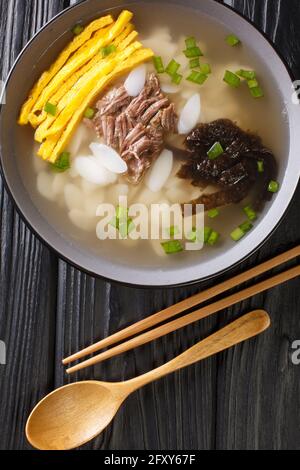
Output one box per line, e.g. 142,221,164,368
89,73,178,184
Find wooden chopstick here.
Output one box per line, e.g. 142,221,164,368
63,245,300,366
66,263,300,374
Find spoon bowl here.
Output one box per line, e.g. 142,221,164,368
26,381,128,450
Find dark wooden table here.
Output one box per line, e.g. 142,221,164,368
1,0,300,451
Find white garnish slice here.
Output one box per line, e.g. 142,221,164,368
124,64,147,97
90,143,127,174
146,149,173,193
74,156,117,186
178,93,201,134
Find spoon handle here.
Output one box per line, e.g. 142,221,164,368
126,310,270,392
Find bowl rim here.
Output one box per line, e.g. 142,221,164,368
0,0,299,288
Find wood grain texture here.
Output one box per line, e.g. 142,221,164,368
0,0,299,451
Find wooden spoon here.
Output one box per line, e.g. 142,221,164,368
26,310,270,450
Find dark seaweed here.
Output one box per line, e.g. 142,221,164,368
178,119,278,211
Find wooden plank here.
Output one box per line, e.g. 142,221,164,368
56,262,218,450
0,0,64,451
215,0,300,450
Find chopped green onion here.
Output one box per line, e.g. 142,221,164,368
165,59,180,76
247,78,259,89
231,227,245,242
203,227,213,243
84,107,95,119
231,219,254,241
44,102,57,116
153,56,164,73
207,142,224,160
185,36,197,49
243,205,257,221
226,34,241,46
200,63,211,75
171,72,183,85
187,226,212,244
189,58,200,69
110,206,135,238
239,220,253,233
223,70,241,88
187,228,197,242
161,240,183,254
208,208,220,219
50,152,70,173
186,71,207,85
207,230,220,246
257,160,264,173
100,44,117,57
183,46,203,58
72,24,84,35
116,205,129,219
236,69,256,80
250,86,264,98
268,180,280,193
167,225,180,237
119,218,135,238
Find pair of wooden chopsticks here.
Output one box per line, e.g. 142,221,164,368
63,245,300,374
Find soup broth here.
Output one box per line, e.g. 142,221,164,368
20,2,288,269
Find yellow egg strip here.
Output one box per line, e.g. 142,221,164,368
34,25,137,142
18,14,113,125
42,41,142,138
38,48,154,162
28,10,133,125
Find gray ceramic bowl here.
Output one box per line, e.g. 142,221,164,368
1,0,299,286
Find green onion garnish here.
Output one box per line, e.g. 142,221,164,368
186,71,207,85
187,228,197,242
231,219,254,241
119,218,135,238
230,227,245,242
226,34,241,46
44,102,57,116
236,69,256,80
189,58,200,69
110,206,135,238
185,36,197,49
72,24,84,35
257,160,264,173
161,240,183,254
247,78,259,89
200,63,211,75
167,225,180,237
204,227,213,243
84,107,95,119
207,230,220,246
208,208,220,219
207,142,224,160
243,205,257,221
187,226,212,244
153,56,164,73
100,44,117,57
165,59,180,76
183,46,203,58
223,70,241,88
50,152,71,173
172,73,183,85
239,220,253,233
268,180,280,193
250,86,264,98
